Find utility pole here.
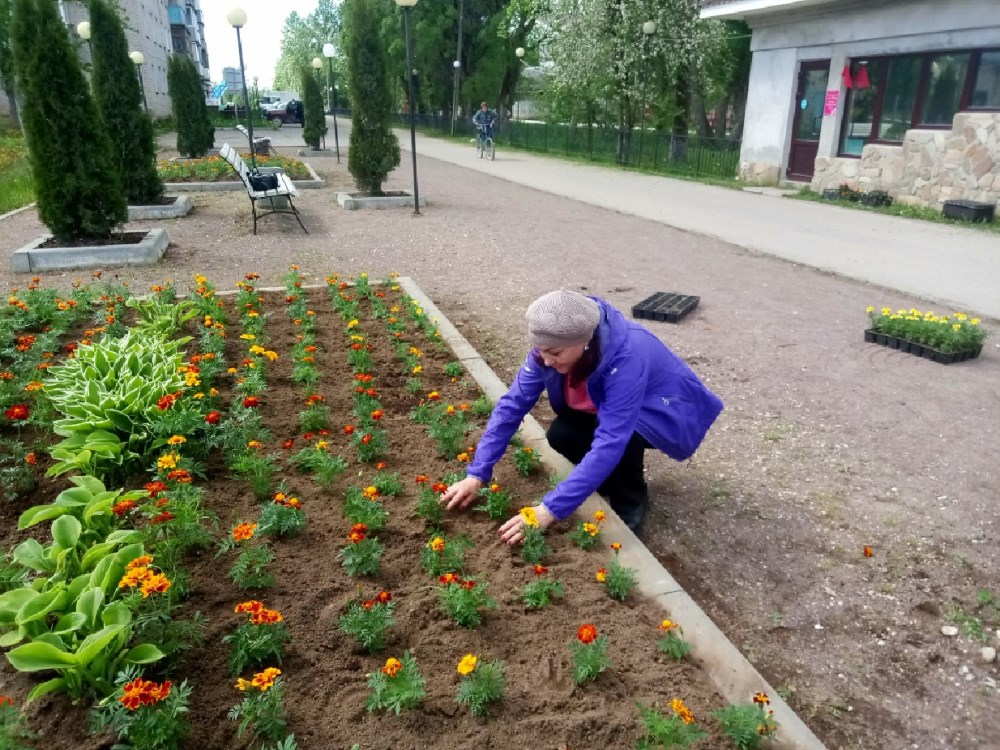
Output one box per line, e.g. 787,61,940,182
450,0,464,135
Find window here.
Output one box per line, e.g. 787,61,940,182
838,48,999,157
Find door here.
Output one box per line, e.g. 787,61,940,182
786,60,830,180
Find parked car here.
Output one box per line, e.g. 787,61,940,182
265,99,304,127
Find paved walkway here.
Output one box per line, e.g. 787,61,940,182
381,124,1000,320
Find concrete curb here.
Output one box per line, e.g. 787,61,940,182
336,192,427,210
127,195,193,221
0,203,37,223
9,228,170,273
164,162,326,192
398,275,828,750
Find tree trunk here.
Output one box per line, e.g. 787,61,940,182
713,94,730,138
4,88,19,128
670,67,690,163
693,92,710,137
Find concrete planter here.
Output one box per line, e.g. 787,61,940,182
164,163,325,192
10,228,170,273
336,191,426,210
127,194,193,221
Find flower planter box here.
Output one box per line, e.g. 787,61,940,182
864,329,982,364
942,200,995,223
631,292,700,323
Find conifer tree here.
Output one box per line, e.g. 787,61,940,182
11,0,126,240
301,65,327,150
344,0,399,194
89,0,162,204
168,54,213,157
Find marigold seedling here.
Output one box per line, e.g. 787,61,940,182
366,652,426,714
455,654,506,717
568,624,610,685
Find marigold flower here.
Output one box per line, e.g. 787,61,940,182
167,435,187,445
457,654,478,676
671,698,696,724
235,600,265,614
25,452,36,465
610,542,622,552
659,619,677,631
151,511,175,524
439,572,460,585
0,371,13,380
242,396,260,408
863,545,873,558
595,568,607,582
460,579,477,591
593,510,606,522
382,658,402,677
753,692,770,706
415,474,430,484
343,424,355,435
0,696,13,706
582,522,599,537
429,536,446,553
250,607,283,626
456,452,470,462
282,439,295,450
446,405,456,415
577,624,598,644
232,522,257,542
23,380,44,392
156,453,179,471
432,482,448,493
251,667,281,691
375,590,392,604
412,365,423,374
166,470,191,484
362,485,380,500
156,394,176,410
4,404,29,421
427,391,440,401
361,433,373,445
140,573,171,597
370,409,384,420
533,564,548,576
145,481,168,497
113,499,138,517
519,507,539,527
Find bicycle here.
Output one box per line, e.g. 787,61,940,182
475,126,496,161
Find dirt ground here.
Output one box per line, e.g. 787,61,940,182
1,142,998,750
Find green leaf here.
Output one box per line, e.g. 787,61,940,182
105,409,134,433
75,587,105,629
80,542,116,572
123,643,164,665
0,589,40,622
52,612,87,636
12,538,55,573
0,629,26,647
18,504,71,530
51,515,82,550
74,623,127,666
6,641,76,671
101,602,131,627
16,588,68,626
26,677,68,702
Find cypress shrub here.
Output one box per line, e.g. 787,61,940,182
88,0,163,205
168,55,213,158
344,0,399,195
301,65,327,150
11,0,126,241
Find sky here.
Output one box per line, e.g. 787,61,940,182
202,0,333,90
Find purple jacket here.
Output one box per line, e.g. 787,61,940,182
466,297,723,520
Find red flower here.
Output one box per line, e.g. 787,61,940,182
343,425,355,435
438,572,461,585
145,481,168,498
460,579,477,591
24,452,36,465
415,474,430,484
150,511,174,525
361,434,373,445
156,394,175,411
577,624,598,644
205,411,221,425
432,482,448,494
303,432,315,441
376,590,392,604
242,396,260,408
863,545,873,558
370,409,384,421
5,404,29,421
282,439,295,450
375,461,387,470
533,564,549,576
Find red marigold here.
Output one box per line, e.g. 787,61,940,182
112,500,138,517
415,474,430,484
205,411,221,425
370,409,384,420
145,481,168,497
375,590,392,604
460,579,477,591
5,404,29,421
282,439,295,450
150,511,174,525
361,434,373,445
242,396,260,408
432,482,448,494
156,394,175,411
24,452,36,465
438,572,461,585
343,425,355,435
577,624,598,644
533,564,549,576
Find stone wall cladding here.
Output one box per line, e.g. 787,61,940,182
811,112,1000,209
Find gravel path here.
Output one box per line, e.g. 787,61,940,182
1,133,998,750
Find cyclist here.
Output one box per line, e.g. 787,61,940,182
472,101,498,150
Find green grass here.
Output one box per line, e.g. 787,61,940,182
789,187,1000,235
0,126,34,214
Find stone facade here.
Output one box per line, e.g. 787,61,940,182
811,113,1000,209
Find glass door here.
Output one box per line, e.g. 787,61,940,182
787,60,830,180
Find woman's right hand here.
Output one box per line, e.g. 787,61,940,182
441,476,484,511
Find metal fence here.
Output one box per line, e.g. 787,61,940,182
386,111,741,180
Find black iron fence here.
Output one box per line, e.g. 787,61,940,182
383,111,741,180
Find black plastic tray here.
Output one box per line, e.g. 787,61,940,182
631,292,700,323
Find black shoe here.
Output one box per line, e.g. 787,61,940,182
610,496,648,534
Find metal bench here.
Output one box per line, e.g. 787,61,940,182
235,124,274,156
219,143,307,235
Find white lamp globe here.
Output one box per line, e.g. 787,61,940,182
515,47,525,59
453,60,460,69
394,0,418,7
226,7,247,28
312,57,323,70
129,51,144,65
323,43,335,59
642,20,657,35
77,21,91,40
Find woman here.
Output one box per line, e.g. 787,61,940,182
442,289,723,543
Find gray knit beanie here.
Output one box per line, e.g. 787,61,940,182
525,290,601,347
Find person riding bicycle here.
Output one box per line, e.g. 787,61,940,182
472,102,498,148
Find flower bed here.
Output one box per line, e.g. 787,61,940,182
865,305,987,363
0,273,782,749
156,154,311,182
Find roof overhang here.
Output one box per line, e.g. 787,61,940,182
701,0,841,20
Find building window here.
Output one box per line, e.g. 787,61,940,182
838,48,999,157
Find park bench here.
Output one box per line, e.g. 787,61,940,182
235,124,274,156
219,143,308,236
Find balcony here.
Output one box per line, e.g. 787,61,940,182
167,5,184,25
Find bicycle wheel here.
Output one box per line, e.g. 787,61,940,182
477,138,483,158
487,138,495,161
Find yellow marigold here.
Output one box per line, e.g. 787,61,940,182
382,658,402,677
971,317,981,325
457,654,478,676
456,452,470,463
166,435,186,445
582,522,599,537
409,346,422,357
347,319,359,328
249,344,265,355
315,440,329,450
127,555,154,570
251,667,281,691
362,485,379,500
412,365,423,374
264,350,278,361
140,573,171,598
519,506,539,527
429,536,446,553
659,619,677,631
156,453,179,470
610,542,622,552
593,510,606,522
240,333,256,340
23,381,44,392
232,522,257,542
194,274,207,284
670,698,696,724
595,568,607,582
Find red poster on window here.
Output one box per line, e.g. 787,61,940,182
823,89,840,116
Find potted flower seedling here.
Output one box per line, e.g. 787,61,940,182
634,699,707,748
229,668,287,745
713,692,779,749
438,574,497,628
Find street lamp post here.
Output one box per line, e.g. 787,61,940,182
77,21,92,72
311,57,327,151
226,6,257,170
395,0,420,215
514,47,525,137
450,0,464,136
638,20,656,166
130,51,148,114
323,42,341,163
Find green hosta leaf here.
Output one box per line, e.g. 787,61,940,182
105,409,134,433
75,587,105,630
79,542,116,572
15,588,68,626
51,515,82,550
12,539,55,574
17,504,71,531
74,624,127,666
6,641,76,671
52,612,87,636
123,643,164,665
101,602,131,627
0,629,26,647
27,677,67,701
0,589,38,623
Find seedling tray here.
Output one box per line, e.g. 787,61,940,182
942,200,995,223
864,329,983,365
632,292,700,323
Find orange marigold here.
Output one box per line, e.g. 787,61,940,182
577,624,598,644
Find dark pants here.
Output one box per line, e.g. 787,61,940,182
546,410,649,532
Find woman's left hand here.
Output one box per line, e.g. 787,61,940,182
498,504,556,545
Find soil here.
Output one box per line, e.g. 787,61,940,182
1,145,998,750
36,232,150,249
0,286,731,749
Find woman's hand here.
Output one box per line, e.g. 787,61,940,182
498,504,555,546
441,476,484,511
